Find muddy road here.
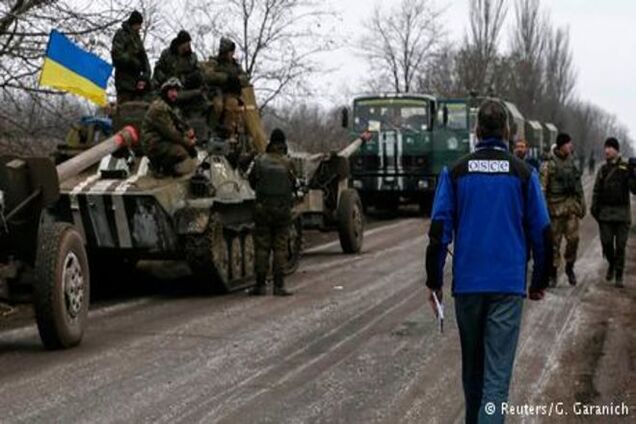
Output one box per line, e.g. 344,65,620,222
0,183,634,423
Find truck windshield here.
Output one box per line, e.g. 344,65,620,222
446,103,468,130
353,99,429,133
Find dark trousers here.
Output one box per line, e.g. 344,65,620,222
455,294,523,424
599,221,630,275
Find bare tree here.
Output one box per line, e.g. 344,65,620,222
542,25,576,125
508,0,547,117
456,0,508,94
176,0,337,109
360,0,444,93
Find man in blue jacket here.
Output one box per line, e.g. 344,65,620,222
425,100,553,424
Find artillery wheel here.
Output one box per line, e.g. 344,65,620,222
337,189,364,253
33,222,89,350
284,217,303,275
185,216,230,293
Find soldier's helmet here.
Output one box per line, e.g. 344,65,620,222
219,37,236,54
161,77,183,92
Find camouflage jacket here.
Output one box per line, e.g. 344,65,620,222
141,98,191,154
591,156,636,223
540,148,586,218
200,56,249,90
111,22,151,92
152,44,200,90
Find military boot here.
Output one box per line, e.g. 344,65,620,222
565,262,577,286
615,270,624,288
548,266,558,288
605,263,615,282
249,274,267,296
273,274,293,296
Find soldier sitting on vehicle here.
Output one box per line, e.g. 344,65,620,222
141,78,197,177
152,30,201,91
200,38,249,139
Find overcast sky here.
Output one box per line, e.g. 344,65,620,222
311,0,636,144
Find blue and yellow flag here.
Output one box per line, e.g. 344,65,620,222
39,30,112,106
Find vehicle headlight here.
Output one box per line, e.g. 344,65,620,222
447,137,459,150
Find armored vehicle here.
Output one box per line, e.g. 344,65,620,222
0,127,137,349
54,86,366,291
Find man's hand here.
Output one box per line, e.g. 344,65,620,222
529,288,545,301
427,288,443,316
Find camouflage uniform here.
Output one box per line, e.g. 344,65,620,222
111,22,151,103
541,148,585,279
249,138,295,295
141,92,195,175
591,156,636,284
152,42,200,91
200,38,249,139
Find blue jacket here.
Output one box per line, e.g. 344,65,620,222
425,138,552,296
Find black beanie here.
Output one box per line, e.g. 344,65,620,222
128,10,143,25
270,128,286,146
175,30,192,45
604,137,620,151
556,132,572,148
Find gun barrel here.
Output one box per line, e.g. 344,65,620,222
56,126,138,182
337,137,363,158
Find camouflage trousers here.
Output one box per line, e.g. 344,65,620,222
551,214,580,268
148,143,195,176
253,200,291,278
254,224,289,277
598,221,630,274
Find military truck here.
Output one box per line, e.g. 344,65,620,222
0,127,137,349
525,120,544,161
347,93,470,212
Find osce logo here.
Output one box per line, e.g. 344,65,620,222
468,160,510,173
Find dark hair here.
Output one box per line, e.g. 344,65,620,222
128,10,143,25
604,137,620,151
476,100,509,140
267,128,287,153
556,133,572,147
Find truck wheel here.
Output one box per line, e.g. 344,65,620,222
338,189,364,253
33,223,89,350
284,217,302,275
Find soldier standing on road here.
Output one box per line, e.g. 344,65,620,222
591,137,636,287
152,30,200,91
541,133,586,287
249,129,296,296
141,78,197,176
425,100,552,424
111,10,151,104
513,139,540,171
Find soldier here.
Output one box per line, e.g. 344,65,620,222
248,129,296,296
111,10,151,104
141,78,197,176
591,137,636,287
200,38,249,139
541,133,586,287
513,139,540,171
152,30,200,91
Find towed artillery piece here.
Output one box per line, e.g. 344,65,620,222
48,85,366,296
0,127,138,349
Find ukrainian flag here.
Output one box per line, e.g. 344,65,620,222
39,30,112,106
